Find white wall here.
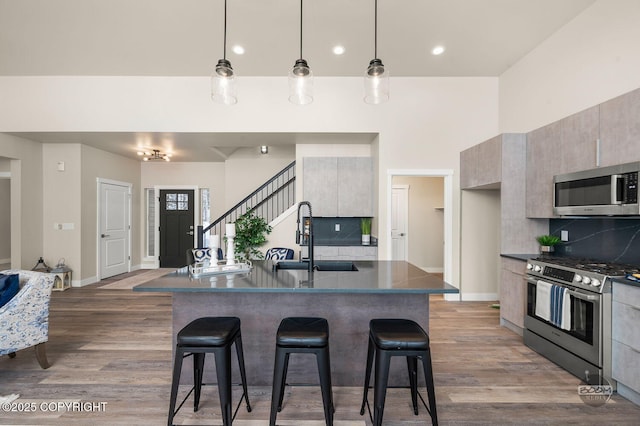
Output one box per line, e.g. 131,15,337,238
500,0,640,132
460,189,501,300
0,75,499,293
0,134,43,269
225,146,295,209
42,144,82,277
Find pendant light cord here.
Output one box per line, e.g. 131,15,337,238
374,0,378,58
299,0,303,59
223,0,228,60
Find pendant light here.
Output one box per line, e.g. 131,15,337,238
211,0,237,105
364,0,389,104
288,0,313,105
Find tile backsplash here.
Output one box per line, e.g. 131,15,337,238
310,217,371,245
550,218,640,265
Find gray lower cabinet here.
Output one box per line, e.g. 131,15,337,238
302,245,378,261
499,258,527,334
303,157,373,217
612,282,640,405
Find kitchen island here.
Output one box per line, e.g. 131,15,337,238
134,260,458,386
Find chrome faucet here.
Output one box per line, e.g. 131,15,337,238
296,201,314,273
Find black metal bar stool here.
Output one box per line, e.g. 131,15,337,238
269,317,334,426
360,318,438,426
168,317,251,426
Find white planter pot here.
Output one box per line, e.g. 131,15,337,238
361,234,371,246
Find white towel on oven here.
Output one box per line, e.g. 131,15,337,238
535,280,552,322
560,287,571,331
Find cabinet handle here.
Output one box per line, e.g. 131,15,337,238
101,234,110,238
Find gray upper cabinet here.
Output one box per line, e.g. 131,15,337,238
560,106,599,173
303,157,373,217
525,106,599,218
338,157,373,216
460,135,502,189
599,88,640,167
303,157,338,217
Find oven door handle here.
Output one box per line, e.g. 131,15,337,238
566,289,598,302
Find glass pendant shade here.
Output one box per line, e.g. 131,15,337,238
288,59,313,105
364,58,389,104
211,59,237,105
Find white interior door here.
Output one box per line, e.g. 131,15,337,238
99,180,131,279
391,185,409,261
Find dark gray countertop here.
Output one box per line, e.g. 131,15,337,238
133,260,458,294
613,277,640,288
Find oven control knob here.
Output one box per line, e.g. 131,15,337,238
583,276,591,285
526,263,533,270
574,274,583,283
534,265,542,272
591,279,601,287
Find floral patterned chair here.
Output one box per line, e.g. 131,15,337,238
0,269,55,369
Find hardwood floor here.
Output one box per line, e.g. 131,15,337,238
1,273,640,425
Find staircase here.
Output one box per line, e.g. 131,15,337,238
197,161,296,247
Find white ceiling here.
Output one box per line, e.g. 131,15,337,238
0,0,596,161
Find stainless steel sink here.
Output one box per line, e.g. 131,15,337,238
273,261,358,271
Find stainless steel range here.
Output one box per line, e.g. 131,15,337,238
524,257,639,386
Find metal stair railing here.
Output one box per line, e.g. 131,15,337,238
197,160,296,248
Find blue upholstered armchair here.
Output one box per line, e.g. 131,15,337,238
0,269,55,369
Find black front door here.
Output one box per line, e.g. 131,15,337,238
159,189,194,268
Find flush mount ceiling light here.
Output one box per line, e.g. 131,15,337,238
364,0,389,105
137,149,171,162
332,45,345,55
288,0,313,105
432,45,445,55
211,0,237,105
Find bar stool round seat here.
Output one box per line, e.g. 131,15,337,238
168,317,251,426
360,318,438,426
270,317,334,426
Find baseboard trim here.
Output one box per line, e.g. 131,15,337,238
500,318,524,336
443,293,460,301
74,264,145,287
459,292,499,301
0,257,10,264
75,276,97,287
421,266,444,273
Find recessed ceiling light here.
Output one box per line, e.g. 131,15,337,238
332,45,345,55
432,45,445,56
232,45,245,55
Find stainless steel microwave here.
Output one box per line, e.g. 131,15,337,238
553,162,639,216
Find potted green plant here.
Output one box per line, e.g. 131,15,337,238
536,234,561,254
232,211,273,261
361,217,372,246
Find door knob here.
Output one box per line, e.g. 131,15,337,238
101,234,110,238
186,231,194,236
